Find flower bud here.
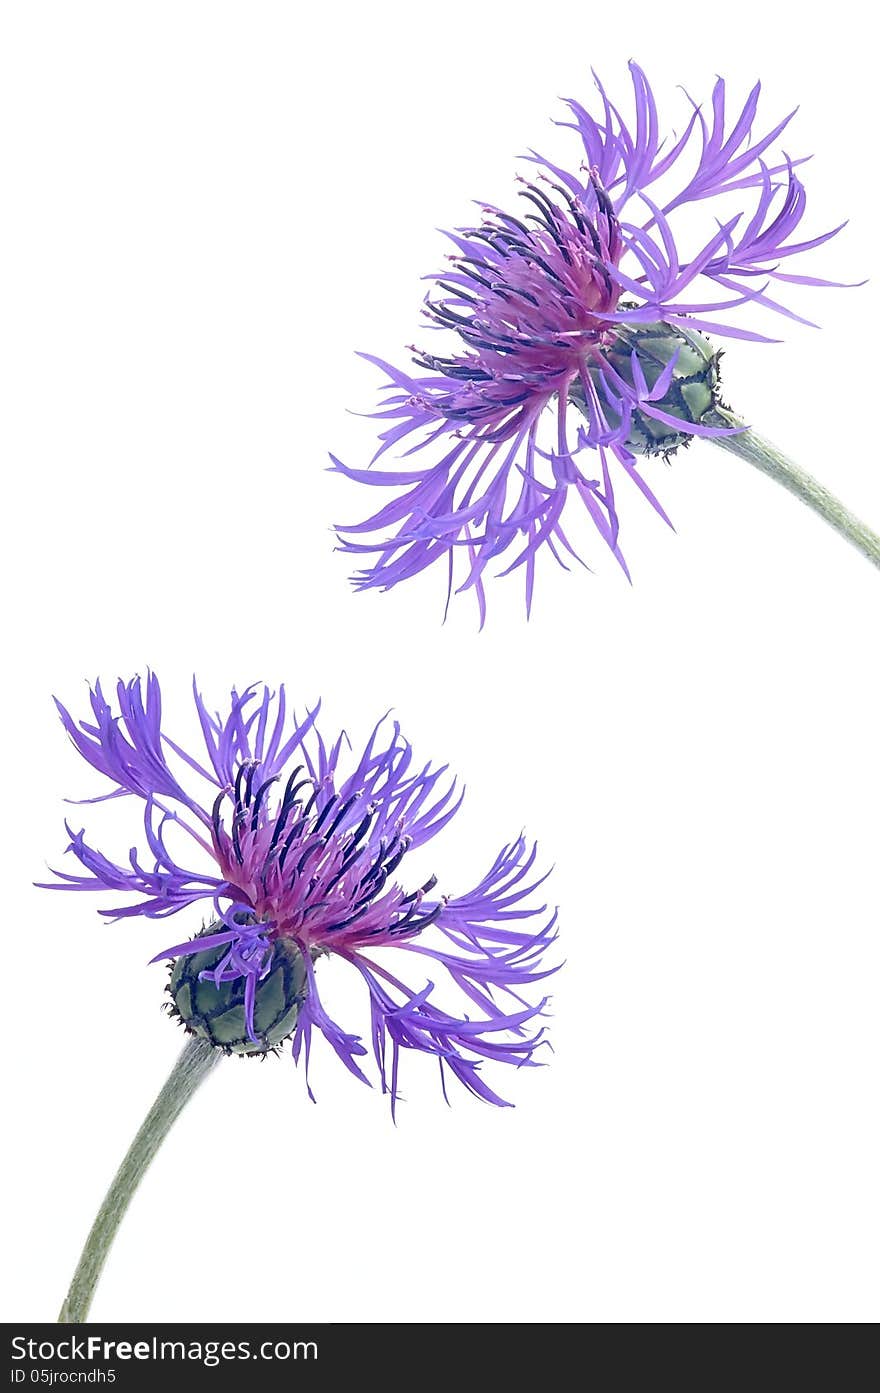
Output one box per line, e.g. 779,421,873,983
584,321,722,456
167,933,307,1055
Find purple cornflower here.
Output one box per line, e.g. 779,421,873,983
333,64,847,618
42,675,557,1113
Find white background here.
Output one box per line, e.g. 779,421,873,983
1,0,878,1325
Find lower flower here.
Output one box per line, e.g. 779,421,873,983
42,674,559,1113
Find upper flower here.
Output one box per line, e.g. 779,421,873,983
42,675,557,1113
333,63,849,619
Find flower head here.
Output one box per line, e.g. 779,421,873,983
42,675,557,1113
333,64,850,618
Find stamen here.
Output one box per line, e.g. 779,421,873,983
311,792,339,836
243,762,258,807
233,763,248,808
250,775,279,829
211,790,226,841
323,794,360,841
231,807,246,865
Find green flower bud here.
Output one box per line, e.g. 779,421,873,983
167,932,307,1055
575,321,723,457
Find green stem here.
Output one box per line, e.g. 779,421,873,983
708,406,880,571
58,1037,220,1323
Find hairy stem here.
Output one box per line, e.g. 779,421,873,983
708,407,880,571
58,1037,220,1323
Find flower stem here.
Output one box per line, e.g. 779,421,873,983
708,407,880,570
57,1036,220,1323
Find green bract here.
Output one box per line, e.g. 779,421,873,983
168,933,307,1055
579,322,722,457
